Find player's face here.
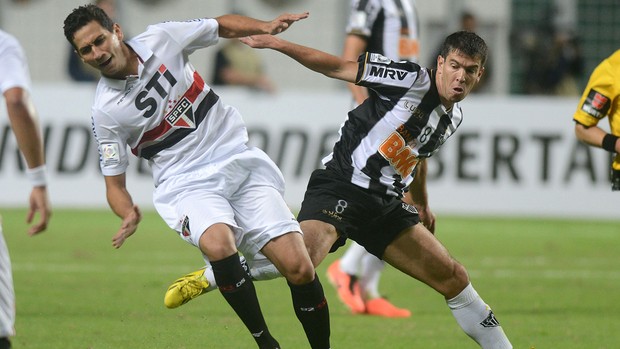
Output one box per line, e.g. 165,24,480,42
435,49,483,106
72,21,128,79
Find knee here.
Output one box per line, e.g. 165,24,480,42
198,224,237,260
283,261,316,285
443,262,470,298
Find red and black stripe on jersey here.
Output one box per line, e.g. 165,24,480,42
131,72,220,160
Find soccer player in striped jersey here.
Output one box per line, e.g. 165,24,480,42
63,5,330,349
240,30,512,349
326,0,424,318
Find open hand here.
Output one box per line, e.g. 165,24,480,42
26,186,51,236
267,12,309,34
112,205,142,249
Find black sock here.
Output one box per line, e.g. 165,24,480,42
0,337,10,349
211,253,280,349
288,274,331,349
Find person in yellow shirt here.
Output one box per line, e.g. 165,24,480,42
573,50,620,190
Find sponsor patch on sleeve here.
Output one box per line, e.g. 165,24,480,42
581,89,610,119
100,142,120,166
368,53,391,64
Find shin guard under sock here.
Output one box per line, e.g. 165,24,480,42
288,274,331,349
211,253,279,349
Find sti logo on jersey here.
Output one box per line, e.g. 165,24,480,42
166,97,196,128
135,64,178,118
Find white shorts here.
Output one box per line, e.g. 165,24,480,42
0,219,16,337
154,147,301,267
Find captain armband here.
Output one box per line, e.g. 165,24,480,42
26,165,48,187
601,133,619,153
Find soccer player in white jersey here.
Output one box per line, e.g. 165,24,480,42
62,5,330,349
0,29,52,349
326,0,426,318
239,30,513,348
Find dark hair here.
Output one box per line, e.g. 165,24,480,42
439,31,488,67
63,4,114,47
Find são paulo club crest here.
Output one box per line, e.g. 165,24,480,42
165,97,196,128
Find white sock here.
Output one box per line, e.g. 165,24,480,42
203,256,282,286
359,253,384,299
248,263,282,281
447,283,512,349
339,242,367,275
201,267,218,292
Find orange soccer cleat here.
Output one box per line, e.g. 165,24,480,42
365,297,411,318
326,260,365,313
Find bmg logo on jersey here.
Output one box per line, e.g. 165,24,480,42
135,64,178,118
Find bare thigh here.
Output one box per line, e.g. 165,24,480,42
198,223,238,261
382,223,469,299
300,220,340,269
260,231,315,285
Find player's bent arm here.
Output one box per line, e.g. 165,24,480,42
104,174,134,217
215,12,309,38
343,34,369,105
104,174,142,248
574,122,620,152
241,35,358,83
408,159,436,233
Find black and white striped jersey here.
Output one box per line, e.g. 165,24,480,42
323,52,463,198
346,0,420,62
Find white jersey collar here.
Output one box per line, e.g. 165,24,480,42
100,38,154,91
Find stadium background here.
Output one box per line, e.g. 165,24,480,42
0,0,618,219
1,2,619,348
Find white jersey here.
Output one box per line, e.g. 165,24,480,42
346,0,420,62
92,19,248,186
0,29,31,93
0,29,27,338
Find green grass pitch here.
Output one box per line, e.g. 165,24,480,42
2,208,619,348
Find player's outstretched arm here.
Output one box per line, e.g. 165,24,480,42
104,174,142,249
240,35,358,83
216,12,309,38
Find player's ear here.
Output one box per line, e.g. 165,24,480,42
436,54,444,69
75,50,85,62
112,23,124,41
475,66,485,83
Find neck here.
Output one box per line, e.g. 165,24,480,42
124,44,139,77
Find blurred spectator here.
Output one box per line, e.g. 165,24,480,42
512,5,584,96
431,11,490,93
66,0,117,82
211,39,276,93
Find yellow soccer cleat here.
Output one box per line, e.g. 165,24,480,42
164,267,211,309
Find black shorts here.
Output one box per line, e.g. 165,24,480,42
297,169,420,259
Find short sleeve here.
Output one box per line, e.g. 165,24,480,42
148,18,220,55
91,109,130,176
573,53,619,127
0,34,31,93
